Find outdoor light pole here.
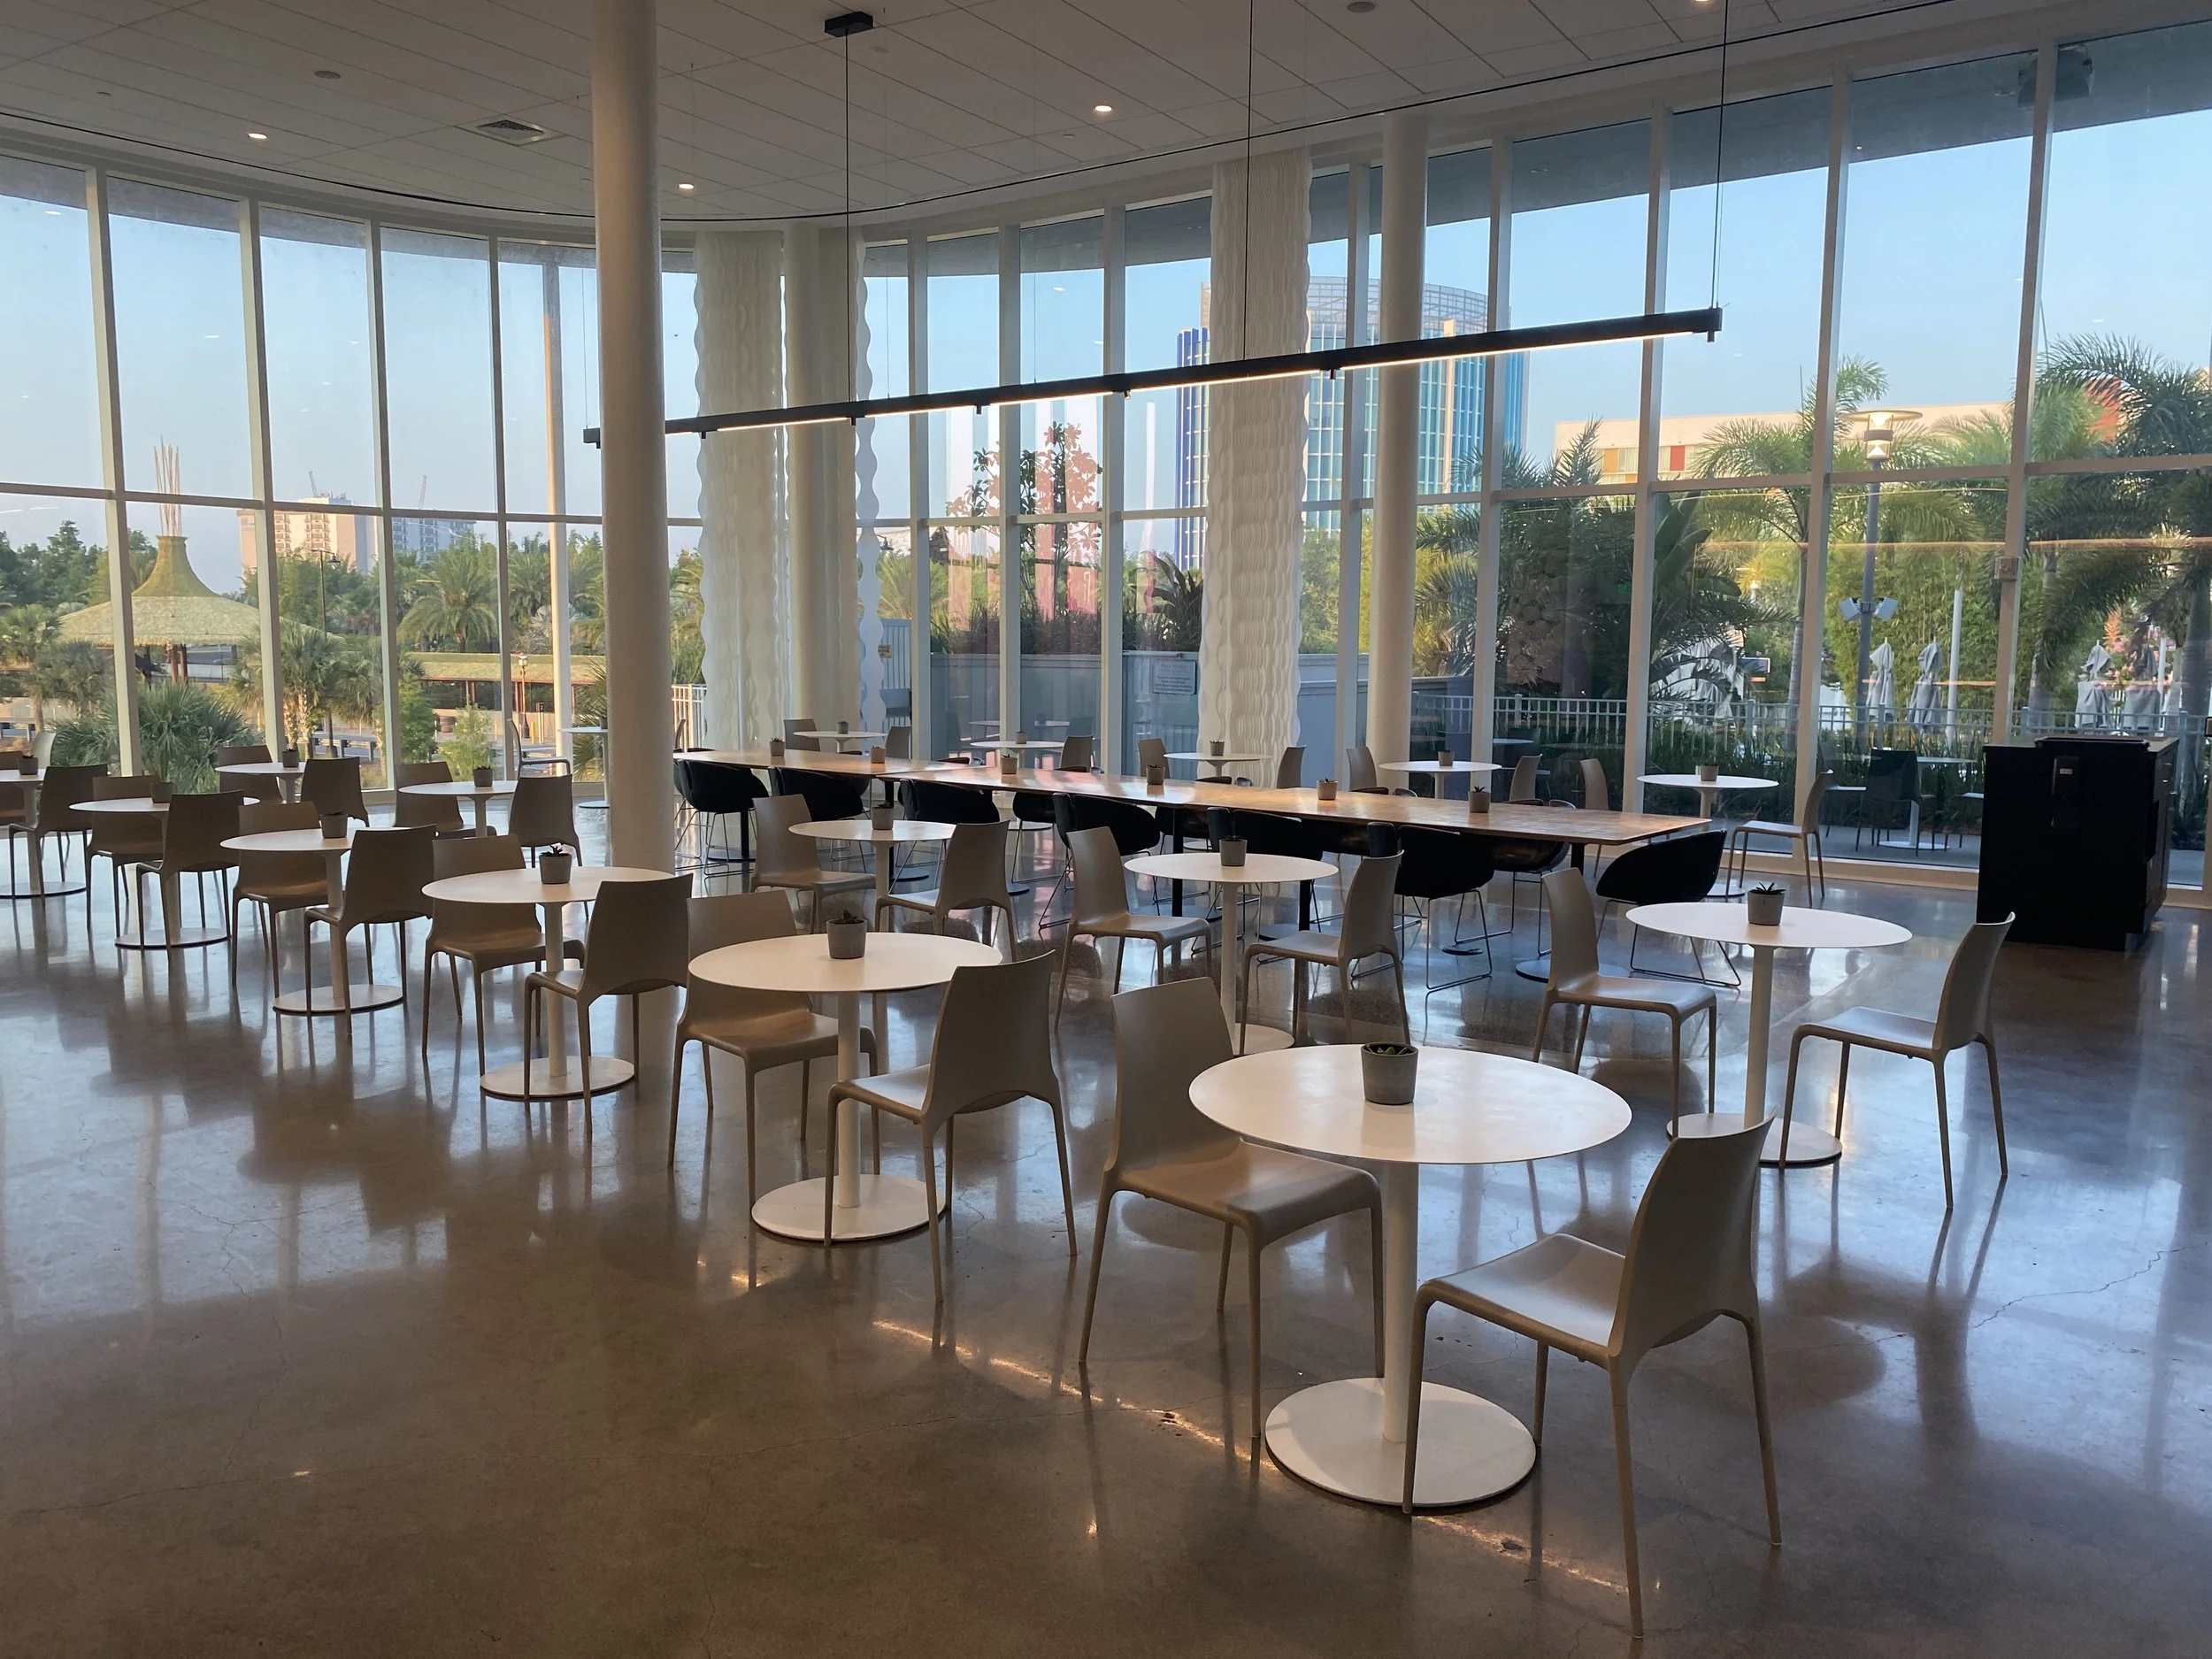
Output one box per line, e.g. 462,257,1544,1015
1852,410,1917,746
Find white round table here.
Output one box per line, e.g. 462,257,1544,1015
216,761,306,802
419,864,665,1097
1377,760,1502,776
1125,849,1337,1054
80,797,225,950
1165,749,1271,778
400,779,516,834
794,728,885,752
1191,1043,1631,1508
689,931,1002,1241
222,825,404,1014
1637,772,1777,820
1627,901,1911,1166
794,817,955,926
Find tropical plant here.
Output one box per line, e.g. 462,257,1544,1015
234,622,382,754
134,680,255,792
444,707,496,777
1123,553,1202,652
400,538,500,662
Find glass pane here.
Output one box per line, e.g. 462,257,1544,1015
1664,90,1832,481
664,257,698,521
1818,478,2003,870
1021,516,1102,755
926,234,998,518
120,497,266,778
1300,510,1348,784
110,180,251,501
1644,488,1805,820
498,245,599,519
501,521,578,773
1307,172,1351,506
1423,147,1495,495
1121,520,1202,775
268,498,392,787
394,519,499,779
2039,25,2212,462
1509,121,1648,474
0,158,101,488
382,229,495,514
863,524,912,742
928,523,999,760
862,243,910,519
1839,56,2033,422
565,526,605,766
3,495,118,771
1494,494,1636,786
2016,468,2212,881
262,210,376,512
1123,196,1209,513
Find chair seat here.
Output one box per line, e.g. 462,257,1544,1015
758,867,872,894
430,923,545,960
1795,1004,1939,1058
1733,818,1808,839
833,1062,933,1120
686,1005,851,1070
1081,909,1210,946
879,887,984,918
1423,1231,1624,1360
525,965,588,999
310,902,427,930
240,876,327,905
1245,927,1360,967
1123,1143,1378,1247
1555,970,1716,1017
1491,841,1566,872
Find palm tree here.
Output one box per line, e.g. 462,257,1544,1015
400,540,500,656
0,604,60,723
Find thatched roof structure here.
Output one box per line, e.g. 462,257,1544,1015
60,535,262,648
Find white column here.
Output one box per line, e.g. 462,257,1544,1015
786,225,830,729
1624,111,1670,815
367,222,403,781
239,200,285,753
826,227,862,729
542,258,576,762
1995,44,2056,748
1795,79,1853,822
1197,146,1311,764
592,0,672,870
1365,111,1425,766
1335,161,1371,778
696,229,789,750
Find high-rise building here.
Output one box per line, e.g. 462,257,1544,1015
390,517,479,557
235,495,374,577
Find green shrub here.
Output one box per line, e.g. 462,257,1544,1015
444,707,495,777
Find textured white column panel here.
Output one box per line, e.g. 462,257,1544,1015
695,229,787,750
1199,147,1310,766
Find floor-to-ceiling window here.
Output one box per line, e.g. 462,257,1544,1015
924,232,1000,759
859,242,912,743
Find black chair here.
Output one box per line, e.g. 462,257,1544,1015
1043,792,1164,926
1210,806,1327,931
678,759,764,870
1594,830,1735,984
771,765,866,825
1391,824,1500,994
1857,748,1923,850
1490,805,1574,944
897,778,1002,826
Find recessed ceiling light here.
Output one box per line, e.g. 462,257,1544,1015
1347,1,1376,12
314,68,342,80
677,181,695,192
1093,103,1113,114
248,131,268,141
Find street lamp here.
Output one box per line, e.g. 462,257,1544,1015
1850,409,1919,744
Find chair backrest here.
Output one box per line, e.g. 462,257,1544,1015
885,724,912,759
508,772,580,852
1108,976,1240,1172
160,791,242,871
1865,748,1918,804
1392,826,1497,901
1068,824,1133,926
1339,849,1402,959
96,772,169,802
1542,866,1601,985
395,759,466,831
751,792,823,881
1060,733,1094,772
682,890,812,1026
1273,745,1305,788
337,825,434,926
686,761,762,814
1611,1114,1767,1364
933,819,1013,916
1345,745,1378,792
429,833,534,936
216,743,271,768
578,873,691,1000
1580,757,1610,812
303,757,366,822
1593,830,1726,906
32,729,56,766
783,718,811,741
236,799,322,888
771,765,865,823
1135,735,1167,773
1233,809,1323,862
1800,771,1833,829
32,762,106,832
898,777,1000,826
1509,754,1540,803
922,952,1061,1125
88,774,165,855
1932,914,2011,1052
397,759,452,787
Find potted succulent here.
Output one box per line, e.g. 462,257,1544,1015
1697,760,1721,784
319,812,349,843
280,745,299,767
1437,747,1454,769
1316,777,1338,802
471,764,495,789
870,802,895,831
1466,787,1491,815
1746,883,1786,926
538,849,573,885
769,737,786,760
826,904,869,959
1217,833,1248,868
1362,1041,1418,1105
1210,738,1225,757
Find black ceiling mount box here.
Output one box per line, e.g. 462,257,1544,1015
1977,735,2175,950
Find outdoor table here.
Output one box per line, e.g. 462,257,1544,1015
793,728,885,752
419,864,664,1097
1191,1043,1630,1507
216,761,305,803
688,931,1000,1241
1637,772,1778,820
81,797,227,949
1627,900,1912,1166
400,778,516,834
222,824,404,1014
1125,849,1337,1053
1165,749,1271,778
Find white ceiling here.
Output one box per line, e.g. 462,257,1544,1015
0,1,1990,220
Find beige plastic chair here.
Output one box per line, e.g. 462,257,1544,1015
877,818,1017,946
137,790,242,941
523,873,690,1102
230,800,326,995
1402,1114,1779,1640
1079,977,1384,1441
1344,744,1379,792
1059,733,1093,771
666,891,876,1194
306,825,434,1015
302,756,367,824
16,762,102,890
507,772,580,859
1727,771,1832,902
1055,825,1212,1028
1508,754,1540,803
884,725,912,760
216,743,280,802
1239,849,1407,1047
420,835,544,1071
395,760,467,834
749,792,871,927
826,951,1074,1304
1581,757,1610,812
1272,745,1304,788
88,774,169,933
1532,868,1717,1127
1780,913,2011,1208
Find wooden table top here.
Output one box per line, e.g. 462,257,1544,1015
695,749,1705,848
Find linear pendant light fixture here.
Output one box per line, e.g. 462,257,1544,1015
587,305,1720,443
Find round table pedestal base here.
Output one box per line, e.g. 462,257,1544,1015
1669,1111,1838,1166
752,1173,948,1243
0,880,87,902
1514,957,1550,984
1233,1024,1295,1056
113,926,226,951
273,983,404,1015
1266,1377,1536,1509
478,1055,635,1102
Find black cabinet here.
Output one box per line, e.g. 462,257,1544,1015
1977,736,2175,949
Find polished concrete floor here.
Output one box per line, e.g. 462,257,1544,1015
2,826,2208,1655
